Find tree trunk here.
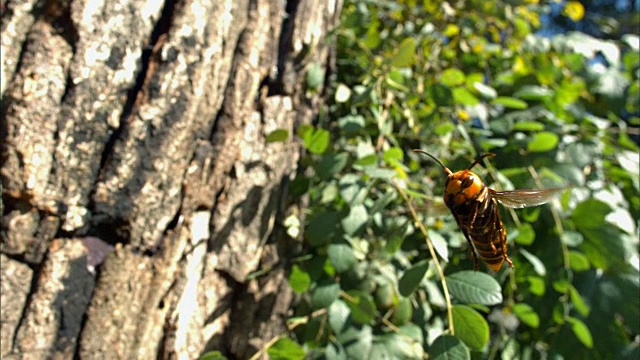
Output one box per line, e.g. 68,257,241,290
1,0,342,358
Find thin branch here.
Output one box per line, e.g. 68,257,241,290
393,179,455,335
249,335,282,360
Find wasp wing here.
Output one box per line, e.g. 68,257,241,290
413,197,450,217
489,188,567,209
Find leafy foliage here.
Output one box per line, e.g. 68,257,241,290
275,0,638,359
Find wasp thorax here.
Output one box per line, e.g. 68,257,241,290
444,170,484,206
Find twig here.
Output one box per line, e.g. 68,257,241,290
393,179,455,335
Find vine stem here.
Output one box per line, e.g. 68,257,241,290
249,335,282,360
393,179,455,335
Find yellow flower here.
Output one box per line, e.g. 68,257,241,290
457,109,471,121
563,1,585,22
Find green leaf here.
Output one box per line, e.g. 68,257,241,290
545,164,585,186
527,132,559,152
513,17,531,36
319,183,338,203
363,167,398,179
390,38,416,67
400,323,424,344
391,297,413,326
565,141,599,168
472,82,498,100
399,260,429,297
514,223,535,245
491,96,528,109
306,63,324,90
383,147,404,165
441,68,466,87
338,115,365,136
573,200,627,270
512,303,540,328
364,20,381,49
385,234,405,254
451,305,490,351
305,128,330,154
335,83,352,103
513,85,554,101
500,337,519,360
328,299,351,334
297,124,314,142
323,258,336,277
289,264,311,294
446,271,503,305
315,152,348,180
200,351,228,360
616,150,640,180
339,174,367,204
430,84,454,106
480,138,508,151
568,317,594,348
373,331,423,359
552,279,570,293
312,281,340,309
522,207,541,222
444,24,460,37
306,212,339,246
490,116,514,135
557,76,586,105
560,231,584,247
526,276,546,296
572,199,611,229
512,121,545,131
345,290,377,325
552,302,566,325
305,256,327,280
453,87,480,105
267,337,306,360
266,129,289,143
372,191,402,220
328,242,357,273
435,122,456,136
373,282,394,311
354,154,378,166
569,286,590,317
430,335,471,360
335,324,373,358
387,69,409,91
341,204,368,235
519,249,546,276
568,251,590,272
428,230,449,263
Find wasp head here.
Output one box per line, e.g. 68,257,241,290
413,150,495,208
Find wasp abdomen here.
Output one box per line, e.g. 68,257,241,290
448,185,511,271
467,200,508,271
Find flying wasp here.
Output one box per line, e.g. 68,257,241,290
413,149,566,272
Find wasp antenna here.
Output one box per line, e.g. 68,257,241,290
468,153,496,170
412,149,452,174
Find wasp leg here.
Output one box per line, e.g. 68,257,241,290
504,254,514,268
458,224,479,270
468,247,479,270
468,206,479,230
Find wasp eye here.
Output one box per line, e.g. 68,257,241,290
462,176,475,188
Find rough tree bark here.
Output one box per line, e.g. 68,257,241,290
1,0,342,358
